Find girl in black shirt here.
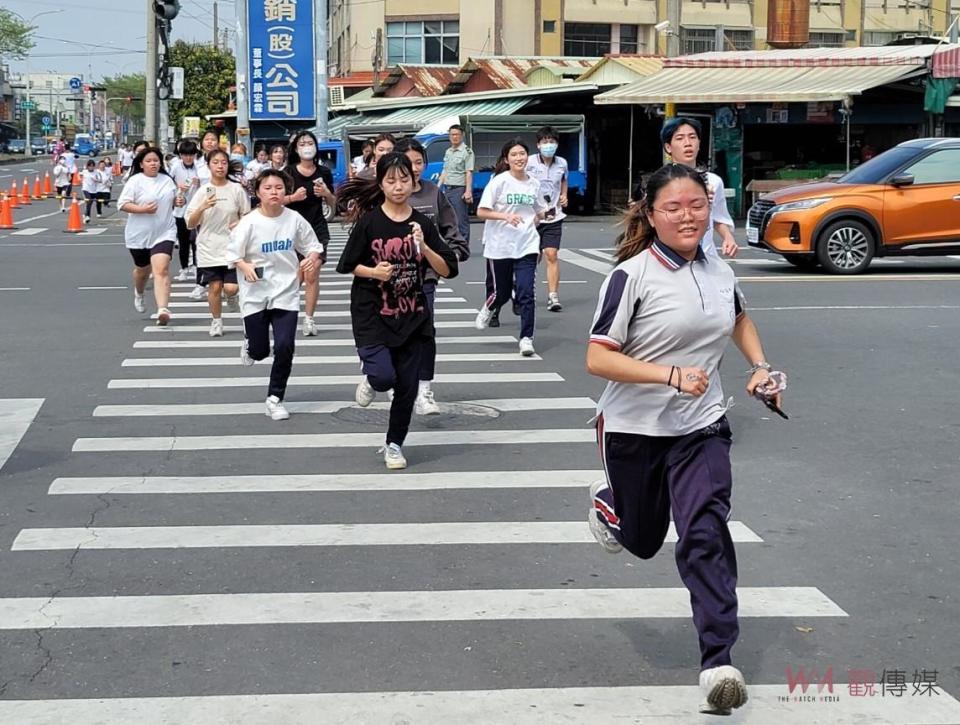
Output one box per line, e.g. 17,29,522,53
337,153,459,470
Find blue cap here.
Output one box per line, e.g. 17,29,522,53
660,117,702,146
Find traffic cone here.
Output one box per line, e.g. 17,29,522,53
33,176,43,200
0,195,16,230
114,161,122,176
9,182,20,208
43,172,53,197
65,195,84,233
71,170,81,186
20,178,31,205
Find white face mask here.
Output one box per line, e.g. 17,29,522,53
539,142,558,158
298,144,317,160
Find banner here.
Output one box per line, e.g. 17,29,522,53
248,0,315,121
181,116,201,138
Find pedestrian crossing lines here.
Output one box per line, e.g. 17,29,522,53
7,267,960,724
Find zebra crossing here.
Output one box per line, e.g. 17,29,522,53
3,229,960,723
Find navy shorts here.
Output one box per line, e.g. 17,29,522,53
129,240,175,268
197,266,238,285
538,220,563,250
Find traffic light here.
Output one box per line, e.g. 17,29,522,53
153,0,181,20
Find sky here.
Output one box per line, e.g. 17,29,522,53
5,0,235,82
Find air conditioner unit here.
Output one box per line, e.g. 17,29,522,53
329,85,345,107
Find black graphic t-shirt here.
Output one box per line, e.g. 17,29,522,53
337,206,458,347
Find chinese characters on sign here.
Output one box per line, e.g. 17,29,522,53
780,665,941,705
248,0,315,121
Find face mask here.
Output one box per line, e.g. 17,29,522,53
298,145,317,160
230,153,246,163
539,142,558,158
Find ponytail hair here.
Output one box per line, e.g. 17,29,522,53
493,138,529,175
337,152,414,224
615,163,708,264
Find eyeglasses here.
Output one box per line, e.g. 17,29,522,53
651,202,710,223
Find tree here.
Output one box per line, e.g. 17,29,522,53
0,9,34,60
102,73,147,131
166,41,235,138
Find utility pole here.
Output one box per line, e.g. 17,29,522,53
372,28,383,93
315,0,328,139
145,0,159,144
235,0,250,151
213,1,219,49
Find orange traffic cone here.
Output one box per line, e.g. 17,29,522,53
114,161,122,176
43,172,53,197
0,195,16,230
71,169,81,186
65,195,84,233
33,176,43,200
9,182,20,208
20,178,32,205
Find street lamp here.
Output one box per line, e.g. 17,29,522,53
12,9,66,154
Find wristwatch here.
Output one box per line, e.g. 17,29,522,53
747,361,772,374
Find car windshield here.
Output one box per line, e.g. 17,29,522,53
837,146,918,185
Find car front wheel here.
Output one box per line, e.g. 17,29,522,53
816,220,875,274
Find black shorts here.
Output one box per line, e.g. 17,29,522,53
56,184,72,197
197,266,238,285
538,220,563,250
297,246,328,265
129,240,175,268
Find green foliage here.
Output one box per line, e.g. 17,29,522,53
166,41,235,137
0,9,35,60
102,73,147,129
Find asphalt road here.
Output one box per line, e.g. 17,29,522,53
1,156,959,723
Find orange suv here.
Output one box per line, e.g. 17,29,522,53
746,138,960,274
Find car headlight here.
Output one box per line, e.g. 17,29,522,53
770,197,832,214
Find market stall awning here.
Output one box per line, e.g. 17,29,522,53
594,63,927,105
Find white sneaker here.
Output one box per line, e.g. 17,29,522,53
265,395,290,421
240,339,255,366
189,284,206,300
414,389,440,415
474,306,493,330
209,318,224,337
83,215,90,223
225,294,240,313
302,315,318,336
547,293,562,312
355,377,375,407
588,480,623,554
383,443,407,470
175,268,190,282
156,308,171,326
699,665,748,715
519,337,536,357
133,292,145,313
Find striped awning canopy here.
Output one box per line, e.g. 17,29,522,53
594,63,926,105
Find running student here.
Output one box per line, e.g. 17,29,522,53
80,159,101,223
526,125,568,312
52,155,71,212
196,129,221,185
228,169,323,421
336,153,459,470
356,133,395,180
586,163,786,716
283,130,337,337
474,138,547,357
169,140,202,284
118,146,185,325
186,148,250,337
96,159,112,210
395,137,470,415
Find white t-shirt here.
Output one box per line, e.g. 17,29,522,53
702,171,735,257
53,164,70,187
245,159,267,181
80,169,99,194
167,158,201,219
186,181,251,268
120,149,134,167
525,154,568,224
62,152,77,173
478,172,546,260
227,207,324,317
196,156,212,185
117,173,178,250
96,169,112,194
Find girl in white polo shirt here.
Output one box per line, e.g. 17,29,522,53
585,163,787,717
227,168,323,421
473,138,546,357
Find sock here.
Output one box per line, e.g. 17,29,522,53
418,380,431,394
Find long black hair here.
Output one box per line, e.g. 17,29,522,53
615,163,708,264
205,148,246,185
493,138,530,175
129,146,172,178
287,130,320,166
337,152,414,223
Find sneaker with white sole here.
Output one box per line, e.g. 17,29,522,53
302,315,318,336
156,308,171,326
383,443,407,470
699,665,748,715
519,337,536,357
489,311,500,328
240,339,255,366
133,292,145,313
189,284,206,300
547,293,562,312
209,318,224,337
474,306,493,330
225,294,240,313
355,377,375,407
265,395,290,421
414,389,440,415
175,268,190,282
588,480,623,554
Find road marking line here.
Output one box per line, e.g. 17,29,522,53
0,587,846,629
150,308,478,319
752,304,960,311
740,274,960,282
140,320,479,333
72,428,593,452
164,296,467,308
132,335,516,348
91,396,595,418
77,227,107,236
167,287,456,298
0,399,44,472
107,372,564,389
120,352,541,367
79,286,127,290
12,211,61,224
466,280,590,285
558,248,613,274
0,287,30,291
10,228,44,236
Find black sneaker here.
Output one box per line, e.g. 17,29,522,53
489,310,500,328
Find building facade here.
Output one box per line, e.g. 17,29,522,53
7,72,86,127
328,0,960,75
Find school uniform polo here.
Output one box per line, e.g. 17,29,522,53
589,240,745,437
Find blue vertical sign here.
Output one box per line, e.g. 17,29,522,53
248,0,315,121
